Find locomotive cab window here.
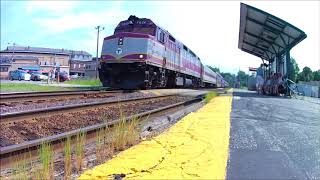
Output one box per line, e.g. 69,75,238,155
157,30,165,43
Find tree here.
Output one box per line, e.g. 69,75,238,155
288,58,300,82
298,66,313,82
313,70,320,81
237,70,249,87
207,66,220,73
221,72,236,87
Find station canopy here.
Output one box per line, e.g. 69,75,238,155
238,3,307,61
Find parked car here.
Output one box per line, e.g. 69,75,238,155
31,72,48,81
56,72,70,82
70,74,79,79
9,70,31,81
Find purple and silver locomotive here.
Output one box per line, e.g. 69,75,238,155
99,15,228,89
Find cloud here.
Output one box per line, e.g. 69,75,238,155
147,1,319,72
26,1,77,15
31,2,127,34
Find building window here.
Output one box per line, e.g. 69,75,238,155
0,67,9,72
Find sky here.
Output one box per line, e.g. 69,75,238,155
1,0,319,73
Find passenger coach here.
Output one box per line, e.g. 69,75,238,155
99,15,227,89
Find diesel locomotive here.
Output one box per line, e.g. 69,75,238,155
99,15,228,89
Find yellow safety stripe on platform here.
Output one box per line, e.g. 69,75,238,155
79,94,233,180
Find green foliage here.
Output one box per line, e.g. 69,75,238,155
298,66,314,82
207,66,220,73
288,58,300,82
237,70,249,87
14,157,28,180
64,136,72,179
0,83,69,92
113,107,140,151
64,79,102,86
205,91,218,103
313,71,320,81
39,142,54,180
220,72,235,87
75,131,86,172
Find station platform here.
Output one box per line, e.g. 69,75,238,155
227,89,320,179
79,91,233,179
79,89,319,179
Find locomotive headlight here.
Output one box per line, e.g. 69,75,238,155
139,54,144,59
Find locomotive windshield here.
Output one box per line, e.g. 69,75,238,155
114,16,156,36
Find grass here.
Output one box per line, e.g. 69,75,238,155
205,91,218,103
126,116,140,146
39,142,54,180
64,136,72,179
96,126,114,164
0,83,69,92
64,79,102,86
14,156,28,180
112,110,140,151
75,131,86,172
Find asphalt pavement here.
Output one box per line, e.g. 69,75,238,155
227,89,320,180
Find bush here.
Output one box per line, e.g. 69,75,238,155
205,91,218,103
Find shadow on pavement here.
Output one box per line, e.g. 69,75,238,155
232,90,289,99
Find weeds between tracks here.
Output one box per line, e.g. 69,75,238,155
96,126,114,164
64,136,72,179
13,155,28,180
205,91,218,103
8,102,147,179
39,142,54,180
75,131,86,172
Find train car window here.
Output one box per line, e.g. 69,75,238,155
169,35,176,42
183,45,188,51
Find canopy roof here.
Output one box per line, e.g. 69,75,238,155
238,3,307,61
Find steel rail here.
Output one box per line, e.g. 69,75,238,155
0,89,123,103
0,96,203,158
0,94,176,123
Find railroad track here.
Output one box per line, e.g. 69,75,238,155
0,95,203,160
0,89,125,103
0,94,175,124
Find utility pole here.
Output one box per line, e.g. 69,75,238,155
95,25,105,79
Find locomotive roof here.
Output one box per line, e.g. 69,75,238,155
238,3,306,61
115,16,222,75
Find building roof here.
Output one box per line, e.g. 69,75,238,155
0,55,38,65
1,46,92,57
238,3,307,61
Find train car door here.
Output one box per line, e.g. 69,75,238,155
200,63,204,86
176,46,181,72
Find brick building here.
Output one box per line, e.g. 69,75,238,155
0,46,93,79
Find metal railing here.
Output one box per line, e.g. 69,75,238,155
285,78,304,99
